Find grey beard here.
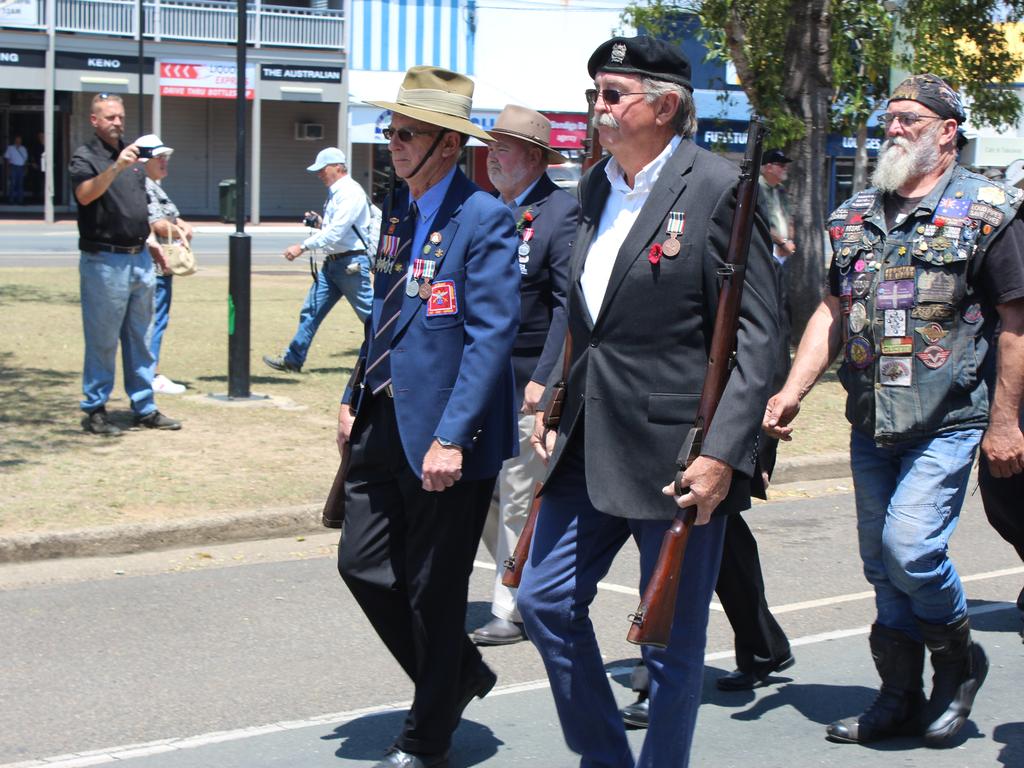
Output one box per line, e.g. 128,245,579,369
871,124,942,193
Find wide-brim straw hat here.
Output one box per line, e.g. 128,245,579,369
487,105,568,165
365,66,492,141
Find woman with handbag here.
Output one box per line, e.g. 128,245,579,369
138,134,194,395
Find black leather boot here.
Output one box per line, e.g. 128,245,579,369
826,624,925,744
917,616,988,747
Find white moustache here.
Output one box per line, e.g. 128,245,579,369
594,113,619,130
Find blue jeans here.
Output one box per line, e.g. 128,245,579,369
284,255,372,368
8,164,25,204
79,249,156,416
851,428,982,637
150,274,172,368
518,447,726,768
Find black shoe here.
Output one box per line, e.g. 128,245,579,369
717,652,795,691
453,663,497,726
262,354,301,373
621,694,649,728
81,408,123,437
373,748,448,768
1016,585,1024,614
135,410,182,430
471,617,526,646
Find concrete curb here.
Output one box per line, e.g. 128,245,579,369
0,506,324,565
0,453,852,565
771,451,850,485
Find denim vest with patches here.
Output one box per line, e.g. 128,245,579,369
827,164,1022,445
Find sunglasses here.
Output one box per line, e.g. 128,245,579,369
877,111,945,128
585,88,649,106
381,126,441,142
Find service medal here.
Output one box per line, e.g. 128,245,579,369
418,281,432,300
405,280,419,298
662,211,685,258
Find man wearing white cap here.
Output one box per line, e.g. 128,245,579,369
335,66,520,768
471,104,579,646
263,146,373,373
136,133,193,396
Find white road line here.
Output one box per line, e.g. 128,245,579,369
477,560,1024,616
7,577,1020,768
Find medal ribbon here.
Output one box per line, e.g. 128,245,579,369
666,211,686,236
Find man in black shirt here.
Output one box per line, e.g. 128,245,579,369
70,93,180,435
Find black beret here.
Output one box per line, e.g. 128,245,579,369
588,35,693,92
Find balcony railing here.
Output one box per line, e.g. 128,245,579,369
8,0,343,50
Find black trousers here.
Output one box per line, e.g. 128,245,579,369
715,513,790,669
338,393,495,755
978,454,1024,562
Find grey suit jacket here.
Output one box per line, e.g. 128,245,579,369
544,139,780,520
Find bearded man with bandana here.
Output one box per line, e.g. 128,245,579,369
765,74,1024,747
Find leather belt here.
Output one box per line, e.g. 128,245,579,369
324,249,366,264
79,239,145,255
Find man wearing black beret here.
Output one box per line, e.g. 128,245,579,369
517,35,779,767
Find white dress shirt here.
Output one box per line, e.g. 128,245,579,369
303,173,370,254
580,135,682,323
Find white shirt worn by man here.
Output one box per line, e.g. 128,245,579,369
580,135,682,322
303,173,371,255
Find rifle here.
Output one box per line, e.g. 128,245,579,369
626,116,768,648
581,92,604,172
501,482,544,588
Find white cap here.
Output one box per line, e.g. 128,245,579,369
134,133,174,161
307,147,347,171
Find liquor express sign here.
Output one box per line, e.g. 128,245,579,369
160,59,255,100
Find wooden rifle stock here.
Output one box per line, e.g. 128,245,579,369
581,95,603,172
322,357,365,529
501,482,544,587
627,117,768,647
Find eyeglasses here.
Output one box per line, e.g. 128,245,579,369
585,88,648,106
381,127,441,142
878,111,944,128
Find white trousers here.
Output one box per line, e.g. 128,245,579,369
481,411,546,622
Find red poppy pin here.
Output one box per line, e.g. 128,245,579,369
648,243,663,265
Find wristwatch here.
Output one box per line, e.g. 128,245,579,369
436,437,460,449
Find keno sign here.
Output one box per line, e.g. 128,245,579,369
160,60,255,100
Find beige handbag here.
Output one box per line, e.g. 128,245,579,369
159,223,196,276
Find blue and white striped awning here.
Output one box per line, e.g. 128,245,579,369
350,0,476,75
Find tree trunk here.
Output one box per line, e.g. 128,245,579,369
852,122,869,193
781,0,832,341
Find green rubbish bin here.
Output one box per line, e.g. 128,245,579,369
218,179,236,223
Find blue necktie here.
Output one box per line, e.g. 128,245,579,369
364,201,418,395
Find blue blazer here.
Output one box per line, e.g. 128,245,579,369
349,168,521,481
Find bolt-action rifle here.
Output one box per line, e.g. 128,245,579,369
626,116,768,648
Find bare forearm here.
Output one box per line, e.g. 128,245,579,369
75,164,121,206
990,300,1024,431
782,296,842,401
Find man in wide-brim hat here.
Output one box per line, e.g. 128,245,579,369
335,65,521,768
471,104,579,648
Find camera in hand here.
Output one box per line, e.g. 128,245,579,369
303,213,319,228
137,146,155,159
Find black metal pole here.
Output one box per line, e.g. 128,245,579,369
228,0,251,398
137,0,144,132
